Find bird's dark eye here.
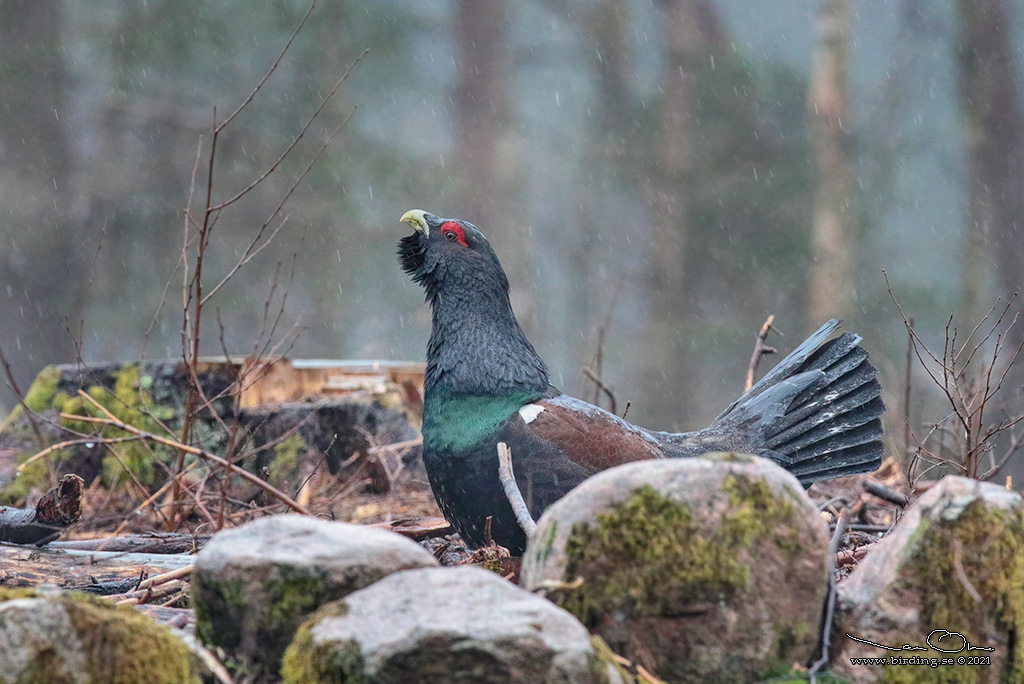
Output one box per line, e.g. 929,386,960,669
443,230,457,241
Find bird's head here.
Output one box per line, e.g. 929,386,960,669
398,209,508,300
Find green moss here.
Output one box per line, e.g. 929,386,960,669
54,364,174,489
194,565,338,678
280,601,362,684
559,477,801,626
23,366,61,412
268,434,307,489
880,499,1024,684
1,589,201,684
766,672,851,684
0,587,42,601
266,566,332,629
587,635,634,684
60,592,201,684
721,473,801,553
535,521,558,565
192,576,247,649
560,485,748,623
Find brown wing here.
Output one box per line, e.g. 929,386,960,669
519,394,665,473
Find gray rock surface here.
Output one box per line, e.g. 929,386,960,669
520,453,829,684
834,475,1024,683
281,566,626,684
191,514,438,673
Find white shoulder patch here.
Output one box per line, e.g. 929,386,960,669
518,403,545,424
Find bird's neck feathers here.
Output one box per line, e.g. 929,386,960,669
425,274,549,397
421,268,550,452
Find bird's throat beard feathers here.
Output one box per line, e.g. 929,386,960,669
398,232,438,300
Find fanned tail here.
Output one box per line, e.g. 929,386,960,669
707,319,885,484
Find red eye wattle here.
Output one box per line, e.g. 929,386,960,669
440,221,468,247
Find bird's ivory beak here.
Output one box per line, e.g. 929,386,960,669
400,209,429,236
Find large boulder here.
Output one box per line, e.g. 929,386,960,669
191,515,438,674
0,587,214,683
520,453,830,683
833,475,1024,683
281,566,626,683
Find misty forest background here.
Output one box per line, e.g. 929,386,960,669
3,0,1024,478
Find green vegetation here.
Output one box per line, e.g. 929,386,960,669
267,434,308,490
881,499,1024,684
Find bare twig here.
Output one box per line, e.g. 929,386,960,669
809,507,850,681
745,315,778,392
582,368,617,416
886,272,1024,483
497,442,537,539
0,340,45,447
902,315,914,460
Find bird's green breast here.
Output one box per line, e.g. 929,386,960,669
422,392,540,453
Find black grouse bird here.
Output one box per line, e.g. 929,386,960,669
398,209,884,554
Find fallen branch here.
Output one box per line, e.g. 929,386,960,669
862,479,909,507
49,533,208,554
72,572,146,596
497,442,537,539
0,474,84,546
115,579,188,606
745,315,777,392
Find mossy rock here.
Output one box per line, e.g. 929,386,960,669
281,566,623,684
835,476,1024,684
0,588,206,684
520,454,829,684
191,515,438,678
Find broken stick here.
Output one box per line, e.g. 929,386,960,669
745,315,778,392
497,442,537,539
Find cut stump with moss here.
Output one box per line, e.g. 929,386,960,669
519,453,830,684
834,475,1024,684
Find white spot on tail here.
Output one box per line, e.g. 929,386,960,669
519,404,545,424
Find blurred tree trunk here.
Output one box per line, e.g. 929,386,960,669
0,0,82,396
956,0,1024,332
589,0,634,162
807,0,855,323
451,0,508,224
644,0,724,430
568,0,634,403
